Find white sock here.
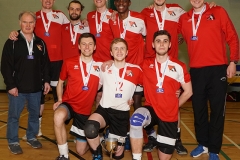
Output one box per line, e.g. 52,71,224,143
58,143,69,158
133,153,142,160
177,128,181,133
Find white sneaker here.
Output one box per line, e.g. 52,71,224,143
22,135,27,141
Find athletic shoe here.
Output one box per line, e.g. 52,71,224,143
143,136,157,152
55,155,70,160
22,135,27,141
209,152,220,160
8,143,23,154
27,138,42,149
92,154,102,160
190,145,208,157
125,134,131,151
175,139,188,155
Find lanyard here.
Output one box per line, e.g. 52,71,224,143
20,31,34,55
153,7,167,31
114,63,128,92
192,5,206,37
155,57,169,88
69,23,80,45
118,11,130,39
79,57,93,87
95,10,108,34
41,10,52,34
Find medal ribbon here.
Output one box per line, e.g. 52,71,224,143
118,11,130,39
70,23,79,45
79,57,93,87
95,10,108,34
192,5,206,37
155,57,169,89
20,31,34,55
41,10,52,34
154,7,167,31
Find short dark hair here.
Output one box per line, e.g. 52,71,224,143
153,30,171,42
68,0,85,11
110,38,128,51
78,33,96,45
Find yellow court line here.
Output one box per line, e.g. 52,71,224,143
181,120,196,140
0,112,29,129
0,111,8,116
223,134,240,150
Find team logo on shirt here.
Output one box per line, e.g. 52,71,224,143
126,70,133,77
207,14,215,20
168,65,176,72
92,15,95,18
37,44,42,51
74,65,79,69
65,26,69,30
108,70,112,74
149,64,154,68
52,14,59,19
79,25,84,30
187,19,192,22
37,15,41,19
150,13,154,17
93,66,100,72
106,15,111,19
129,21,137,27
168,10,176,16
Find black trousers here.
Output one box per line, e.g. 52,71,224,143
190,65,228,154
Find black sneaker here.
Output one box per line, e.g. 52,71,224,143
8,143,23,154
55,155,69,160
92,154,102,160
175,139,188,155
27,138,42,149
142,136,157,152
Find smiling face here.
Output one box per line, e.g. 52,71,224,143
41,0,55,10
110,39,128,62
190,0,205,12
94,0,107,8
114,0,131,14
79,37,96,58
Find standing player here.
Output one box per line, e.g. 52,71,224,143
84,38,143,160
179,1,239,159
9,0,69,137
53,33,102,160
87,0,115,108
129,30,192,160
61,0,90,61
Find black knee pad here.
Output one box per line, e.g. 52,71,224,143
84,120,100,139
158,146,175,154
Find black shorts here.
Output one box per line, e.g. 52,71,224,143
50,60,63,84
144,106,178,154
94,105,130,138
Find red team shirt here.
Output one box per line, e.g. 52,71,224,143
61,23,90,60
60,56,102,115
100,63,143,111
142,57,190,122
141,4,185,59
179,4,239,68
35,10,69,61
109,11,146,65
87,9,114,62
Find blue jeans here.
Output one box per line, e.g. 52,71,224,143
7,92,41,144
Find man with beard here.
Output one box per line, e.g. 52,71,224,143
129,30,192,160
61,0,89,60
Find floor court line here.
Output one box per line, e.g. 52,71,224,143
0,112,28,129
223,134,240,150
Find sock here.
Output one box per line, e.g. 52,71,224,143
58,143,69,158
133,153,142,160
177,128,180,133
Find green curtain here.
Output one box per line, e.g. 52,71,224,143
108,0,117,10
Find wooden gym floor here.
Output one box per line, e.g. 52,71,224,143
0,92,239,160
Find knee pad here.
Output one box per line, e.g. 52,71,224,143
130,108,150,138
84,120,100,139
